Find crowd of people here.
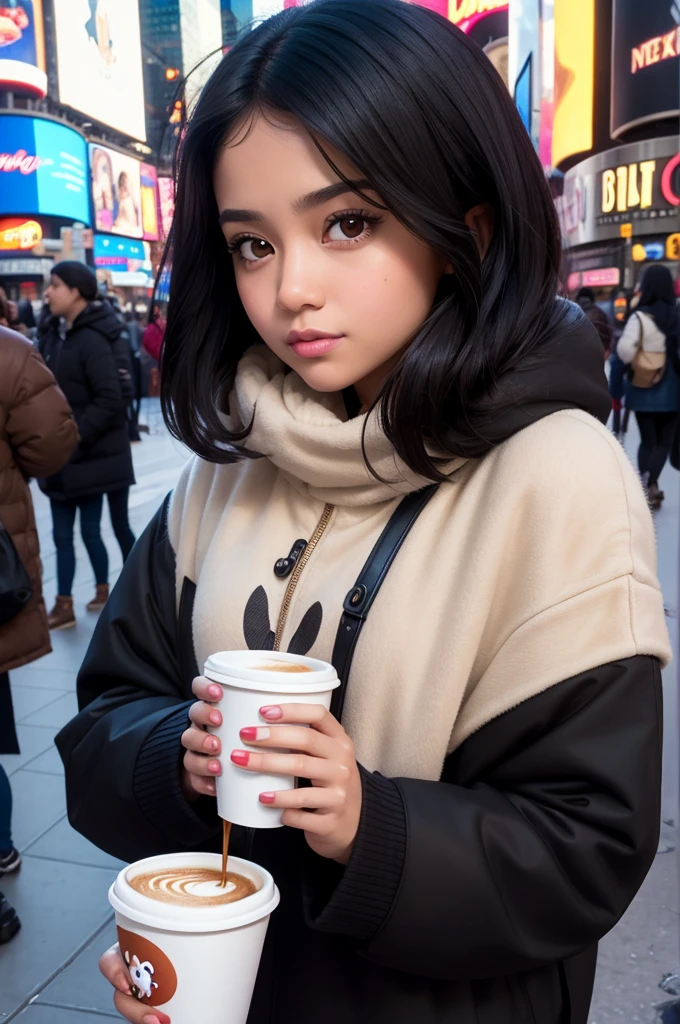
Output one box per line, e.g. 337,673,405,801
0,263,164,942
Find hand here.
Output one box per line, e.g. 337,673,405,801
232,703,362,864
179,676,226,801
99,944,171,1024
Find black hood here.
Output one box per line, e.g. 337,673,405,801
70,301,124,344
450,299,612,457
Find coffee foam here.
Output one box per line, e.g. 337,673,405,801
251,661,312,673
128,868,257,907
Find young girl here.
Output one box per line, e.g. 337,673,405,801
55,3,670,1022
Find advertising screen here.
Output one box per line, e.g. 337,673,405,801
0,115,89,222
0,0,46,96
611,0,680,138
90,144,143,239
140,163,159,241
448,0,507,33
551,0,594,168
54,0,146,141
158,177,175,242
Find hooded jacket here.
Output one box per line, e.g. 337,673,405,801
39,302,135,500
56,304,670,1024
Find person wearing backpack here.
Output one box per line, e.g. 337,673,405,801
39,262,135,629
617,265,680,510
0,325,78,942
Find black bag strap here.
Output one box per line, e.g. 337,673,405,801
330,483,439,721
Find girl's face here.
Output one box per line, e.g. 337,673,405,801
214,113,447,405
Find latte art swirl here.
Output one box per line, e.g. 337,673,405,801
128,868,257,907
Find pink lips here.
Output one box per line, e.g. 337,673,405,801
286,329,344,359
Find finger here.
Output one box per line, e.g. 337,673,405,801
189,701,222,729
192,675,224,703
259,786,344,810
183,749,222,778
113,987,170,1024
239,725,335,759
230,748,336,782
181,723,221,757
99,944,132,995
259,703,346,738
281,807,337,834
184,770,217,797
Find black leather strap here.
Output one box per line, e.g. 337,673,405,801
330,484,438,721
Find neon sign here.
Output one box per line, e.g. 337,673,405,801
661,153,680,207
0,148,42,174
448,0,507,29
0,218,42,250
601,161,656,213
631,27,679,73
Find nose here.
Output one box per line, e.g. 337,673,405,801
275,242,325,313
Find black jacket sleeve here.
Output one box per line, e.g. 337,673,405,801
55,497,222,862
77,332,126,448
306,655,663,982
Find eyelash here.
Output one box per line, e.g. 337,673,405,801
226,208,383,266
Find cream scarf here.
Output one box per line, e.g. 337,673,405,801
169,346,671,780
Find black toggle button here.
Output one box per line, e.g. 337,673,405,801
343,584,368,615
274,539,308,579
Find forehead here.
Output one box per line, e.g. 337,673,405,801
214,112,360,205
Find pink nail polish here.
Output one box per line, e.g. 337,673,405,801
231,749,250,766
208,760,221,774
240,726,257,741
260,705,282,720
208,685,222,699
259,792,276,804
209,710,221,725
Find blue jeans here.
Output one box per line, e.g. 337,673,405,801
51,496,108,597
0,763,12,854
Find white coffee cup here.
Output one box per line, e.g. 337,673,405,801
109,851,279,1024
203,650,340,829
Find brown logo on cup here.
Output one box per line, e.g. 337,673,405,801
118,927,178,1006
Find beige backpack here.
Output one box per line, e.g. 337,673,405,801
631,313,666,389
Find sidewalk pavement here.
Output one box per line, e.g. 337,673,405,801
0,406,677,1023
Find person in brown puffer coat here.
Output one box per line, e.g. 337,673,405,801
0,326,78,943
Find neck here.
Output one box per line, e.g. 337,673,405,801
66,297,88,328
353,349,405,412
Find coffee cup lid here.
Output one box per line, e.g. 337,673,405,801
109,853,280,933
203,650,340,693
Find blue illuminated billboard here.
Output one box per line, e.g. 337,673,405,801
0,115,89,223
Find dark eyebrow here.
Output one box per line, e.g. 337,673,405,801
218,179,374,226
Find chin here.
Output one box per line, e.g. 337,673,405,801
291,360,359,395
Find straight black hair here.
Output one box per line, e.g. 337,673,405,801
160,0,564,479
637,264,677,335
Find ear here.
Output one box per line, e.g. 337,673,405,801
464,203,494,260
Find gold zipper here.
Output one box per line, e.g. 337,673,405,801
273,503,334,651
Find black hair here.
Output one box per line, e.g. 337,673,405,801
637,264,677,334
583,305,612,354
160,0,563,479
575,287,595,307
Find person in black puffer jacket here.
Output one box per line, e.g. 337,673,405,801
39,262,136,630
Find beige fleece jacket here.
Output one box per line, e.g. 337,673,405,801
169,346,671,781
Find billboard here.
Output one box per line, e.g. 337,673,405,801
158,177,175,242
0,115,89,222
140,163,159,241
90,144,143,239
94,232,152,286
180,0,222,108
611,0,680,138
551,0,595,168
448,0,508,32
0,0,46,96
54,0,146,141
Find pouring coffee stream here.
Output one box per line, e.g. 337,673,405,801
221,819,232,889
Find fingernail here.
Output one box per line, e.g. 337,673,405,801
259,792,276,804
205,737,219,751
240,726,270,741
260,705,282,720
208,760,221,774
209,710,221,725
231,749,250,766
155,1014,171,1024
143,1016,162,1024
209,685,222,699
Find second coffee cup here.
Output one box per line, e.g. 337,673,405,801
203,650,340,828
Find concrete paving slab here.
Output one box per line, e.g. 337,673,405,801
18,693,79,730
10,667,77,692
21,745,64,777
37,919,119,1017
10,687,66,724
25,817,126,872
0,857,117,1017
11,1005,119,1021
9,771,66,852
0,726,58,777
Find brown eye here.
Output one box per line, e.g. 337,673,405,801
329,217,365,240
237,238,274,262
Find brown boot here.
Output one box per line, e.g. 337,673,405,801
86,584,110,612
47,596,76,631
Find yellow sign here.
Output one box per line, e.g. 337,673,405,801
0,219,42,251
632,243,647,262
620,223,633,238
448,0,507,25
666,233,680,261
552,0,595,168
601,161,656,214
